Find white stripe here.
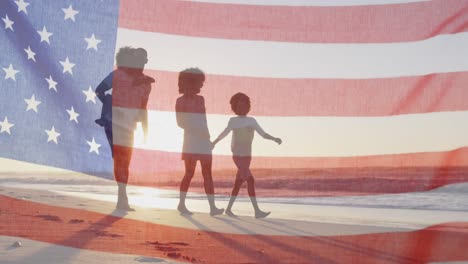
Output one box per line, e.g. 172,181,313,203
184,0,429,7
113,108,468,157
116,28,468,79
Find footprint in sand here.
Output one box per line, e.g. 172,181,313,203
68,219,85,224
144,241,190,253
144,241,198,261
35,214,62,222
166,252,181,258
182,255,199,262
169,242,189,246
94,230,123,238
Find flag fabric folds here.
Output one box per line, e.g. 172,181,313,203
0,0,118,177
1,0,468,263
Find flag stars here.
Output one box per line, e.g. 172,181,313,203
3,64,20,81
24,46,36,62
83,86,97,103
59,57,75,75
14,0,30,14
87,137,101,154
45,75,58,92
62,5,79,22
0,117,14,135
85,34,101,51
2,15,14,31
66,106,79,123
37,26,53,44
45,126,60,144
25,95,41,112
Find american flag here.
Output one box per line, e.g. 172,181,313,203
0,0,116,177
1,0,468,263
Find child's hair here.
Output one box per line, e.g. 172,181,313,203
134,48,148,66
230,93,251,115
116,46,134,68
178,68,205,94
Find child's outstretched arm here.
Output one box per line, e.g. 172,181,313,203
262,133,282,145
253,119,282,145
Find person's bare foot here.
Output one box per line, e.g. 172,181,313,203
225,209,237,217
116,204,135,212
177,204,193,215
255,210,270,219
210,207,224,216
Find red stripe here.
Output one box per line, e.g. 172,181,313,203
114,70,468,116
1,195,467,263
114,146,468,197
118,0,468,43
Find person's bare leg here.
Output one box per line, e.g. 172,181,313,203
178,159,196,215
115,149,134,211
247,176,270,219
201,158,224,216
116,183,135,211
226,178,243,217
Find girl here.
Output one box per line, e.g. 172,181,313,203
175,68,224,216
212,93,282,218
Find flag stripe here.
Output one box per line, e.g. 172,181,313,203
118,70,468,117
2,195,467,263
118,0,468,43
114,109,468,157
124,147,468,171
4,144,468,197
185,0,430,6
116,28,468,79
114,147,468,196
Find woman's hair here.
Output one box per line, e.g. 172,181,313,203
230,92,251,115
178,68,205,94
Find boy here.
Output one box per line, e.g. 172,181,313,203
212,93,281,218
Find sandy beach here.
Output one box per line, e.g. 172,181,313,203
1,166,468,263
0,235,182,264
2,0,468,262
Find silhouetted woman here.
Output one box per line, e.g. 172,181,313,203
175,68,223,216
95,47,154,211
